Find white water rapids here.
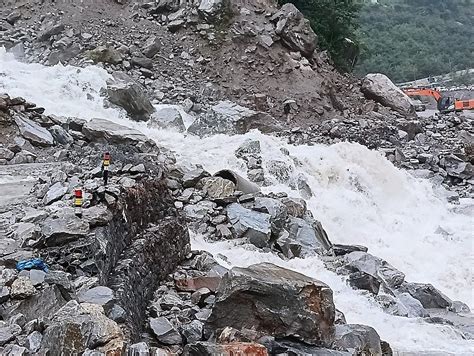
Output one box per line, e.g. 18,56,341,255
1,48,473,354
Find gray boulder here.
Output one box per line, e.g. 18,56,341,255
78,286,116,311
361,73,415,115
188,101,258,137
128,342,149,356
0,285,67,322
82,205,113,227
397,282,452,309
226,203,272,248
42,182,67,205
254,197,288,234
332,324,383,355
41,214,90,246
106,72,155,121
271,3,318,57
14,115,54,146
235,139,261,158
149,317,182,345
343,251,405,289
82,118,153,149
207,263,335,346
26,331,42,353
39,301,124,355
148,107,185,132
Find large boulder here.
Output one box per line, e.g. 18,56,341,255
106,72,155,121
39,301,124,355
342,251,405,290
41,214,90,246
443,154,474,180
148,107,185,132
331,324,383,355
14,114,54,146
397,282,452,309
361,73,415,115
271,3,318,57
202,177,236,200
226,203,272,248
206,263,335,346
188,101,258,137
82,118,154,150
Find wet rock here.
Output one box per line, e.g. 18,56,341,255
106,72,155,121
78,286,116,311
181,320,203,343
183,341,268,356
10,276,36,299
254,197,288,234
41,214,90,246
207,263,335,346
14,115,54,146
332,244,368,256
347,271,380,295
331,324,382,355
361,73,415,115
398,282,452,309
202,177,236,200
343,251,405,289
149,107,185,132
271,3,318,57
235,139,261,158
86,46,123,64
149,317,182,345
42,182,67,205
40,301,124,355
398,293,429,317
226,203,272,248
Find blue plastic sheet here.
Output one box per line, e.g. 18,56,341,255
16,258,49,273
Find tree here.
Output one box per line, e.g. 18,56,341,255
279,0,362,72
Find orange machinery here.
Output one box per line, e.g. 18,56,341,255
403,87,474,113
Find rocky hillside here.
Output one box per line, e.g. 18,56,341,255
0,0,473,355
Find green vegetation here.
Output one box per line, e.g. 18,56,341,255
355,0,474,83
278,0,362,72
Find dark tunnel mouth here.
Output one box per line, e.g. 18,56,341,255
214,170,237,185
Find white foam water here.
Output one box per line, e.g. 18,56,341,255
1,48,473,354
